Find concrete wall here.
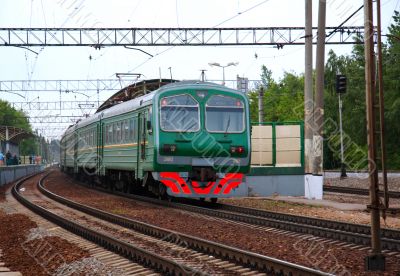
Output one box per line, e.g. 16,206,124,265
246,175,305,197
0,165,43,186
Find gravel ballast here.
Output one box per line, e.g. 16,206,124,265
43,170,400,275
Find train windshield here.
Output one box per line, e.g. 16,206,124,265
206,95,245,133
160,94,200,132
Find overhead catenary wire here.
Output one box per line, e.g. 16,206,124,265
123,0,273,77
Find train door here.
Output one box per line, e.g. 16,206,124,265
137,110,147,179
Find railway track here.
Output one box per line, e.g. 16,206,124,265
323,185,400,198
79,183,400,252
14,171,328,276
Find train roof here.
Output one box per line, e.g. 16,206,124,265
96,78,178,113
63,80,244,135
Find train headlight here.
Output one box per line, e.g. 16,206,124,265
162,144,177,153
230,146,245,155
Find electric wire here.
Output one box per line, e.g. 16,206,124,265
123,0,273,78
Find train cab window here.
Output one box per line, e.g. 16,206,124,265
160,94,199,132
206,95,245,133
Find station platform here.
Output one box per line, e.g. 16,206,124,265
266,196,366,211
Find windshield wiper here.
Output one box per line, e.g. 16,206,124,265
224,115,231,136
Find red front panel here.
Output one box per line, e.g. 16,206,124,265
159,172,244,197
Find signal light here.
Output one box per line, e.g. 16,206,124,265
230,146,245,154
336,74,347,94
162,144,177,153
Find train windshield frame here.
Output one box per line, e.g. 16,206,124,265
205,95,245,133
160,94,200,132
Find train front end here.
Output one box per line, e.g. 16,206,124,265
152,81,250,199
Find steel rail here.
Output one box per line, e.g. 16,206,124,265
205,202,400,241
323,185,400,198
87,186,400,252
39,173,330,276
12,173,204,276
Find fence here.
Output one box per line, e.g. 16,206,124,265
0,165,43,186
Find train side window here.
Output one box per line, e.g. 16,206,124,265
112,123,117,144
117,122,122,142
105,126,108,144
109,125,111,144
107,125,110,144
129,118,134,142
120,122,123,143
123,120,127,143
90,130,92,146
124,120,129,142
108,124,113,144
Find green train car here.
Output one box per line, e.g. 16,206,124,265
60,81,251,200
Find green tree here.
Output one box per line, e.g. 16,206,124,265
0,100,31,130
248,66,304,123
322,11,400,169
382,11,400,167
0,100,38,155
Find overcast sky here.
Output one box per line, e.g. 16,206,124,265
0,0,399,138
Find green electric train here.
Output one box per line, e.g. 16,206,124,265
60,80,251,200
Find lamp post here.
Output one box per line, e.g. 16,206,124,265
208,62,238,86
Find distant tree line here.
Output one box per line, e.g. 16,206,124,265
0,99,39,156
249,11,400,169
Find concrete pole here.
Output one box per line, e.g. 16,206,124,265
304,0,313,174
376,0,388,210
306,0,326,200
258,86,264,125
364,0,385,270
5,126,9,153
222,67,226,86
313,0,326,176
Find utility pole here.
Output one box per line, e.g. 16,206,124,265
258,86,264,125
168,67,173,80
376,0,389,210
304,0,313,176
364,0,385,271
311,0,326,198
